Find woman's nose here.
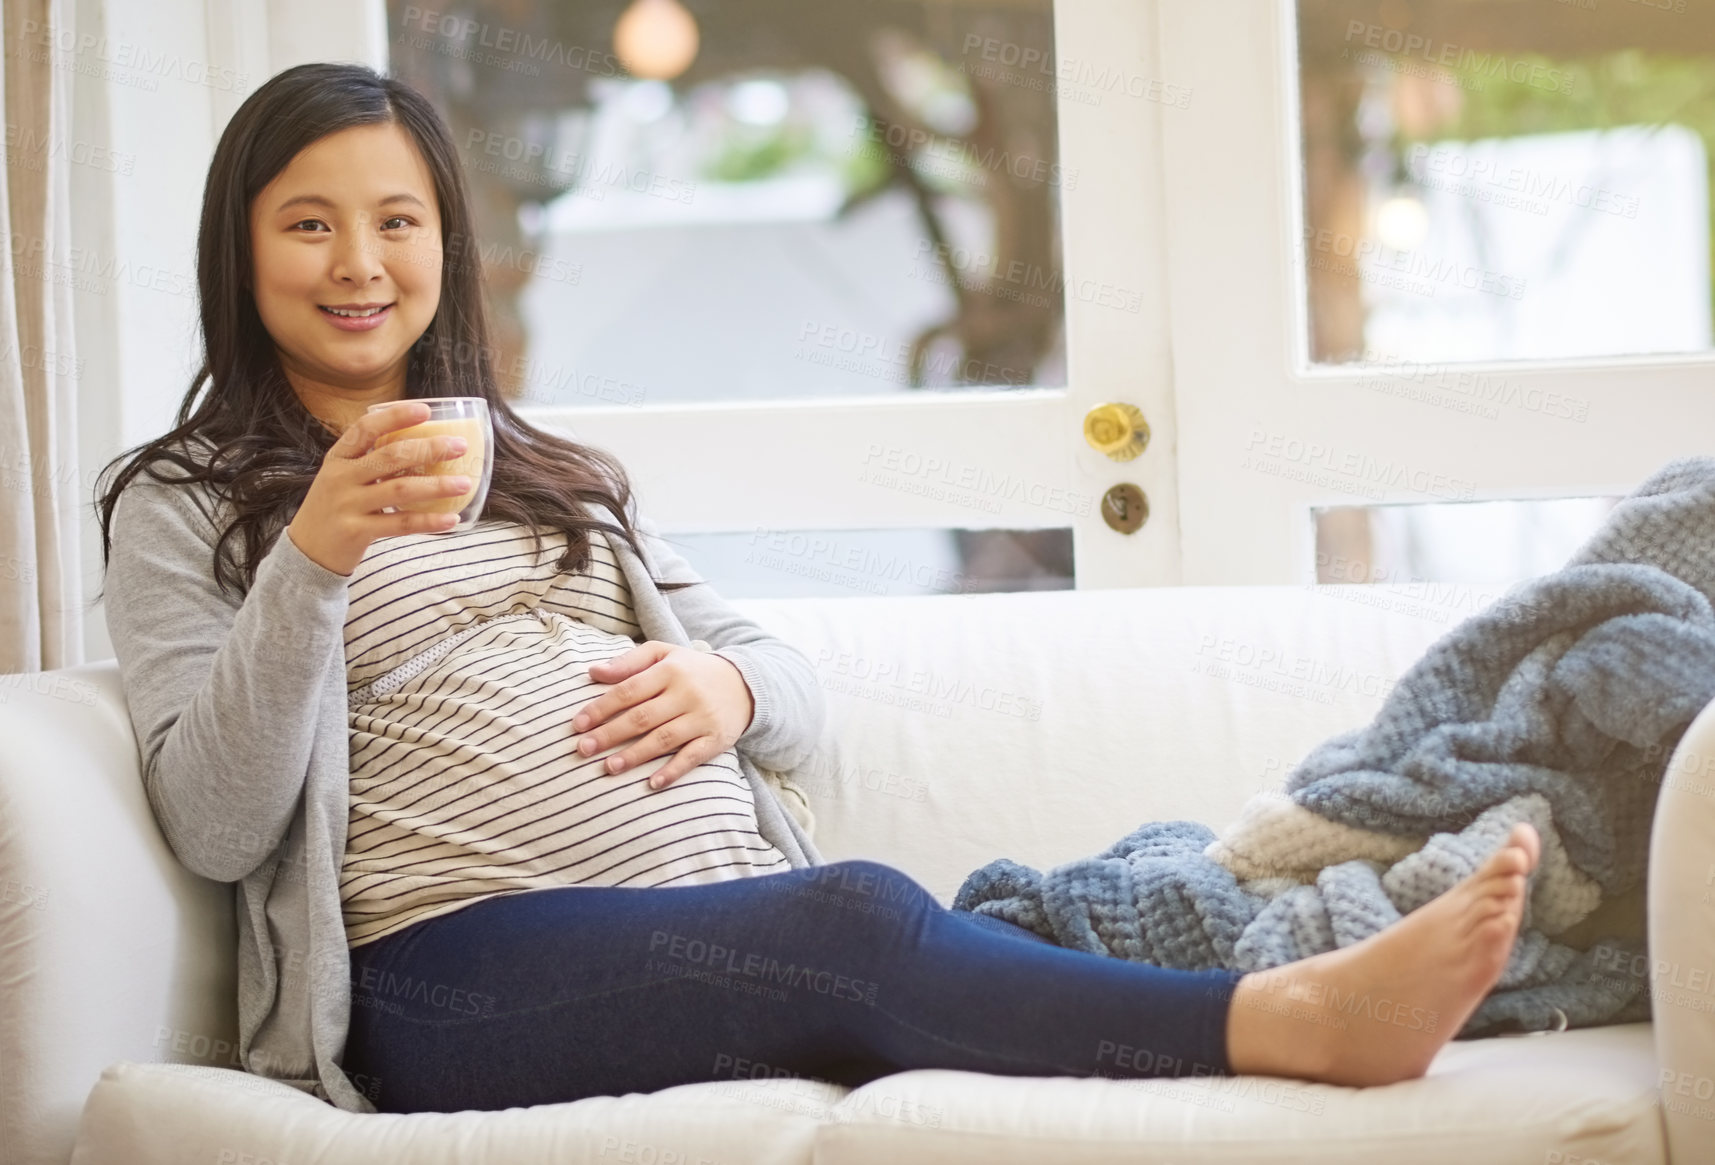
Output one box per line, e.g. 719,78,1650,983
330,220,384,284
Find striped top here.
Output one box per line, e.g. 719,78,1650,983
338,519,789,948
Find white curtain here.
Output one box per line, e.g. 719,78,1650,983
0,0,81,674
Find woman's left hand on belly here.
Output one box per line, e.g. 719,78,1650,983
571,641,756,790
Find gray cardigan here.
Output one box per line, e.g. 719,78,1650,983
104,471,827,1113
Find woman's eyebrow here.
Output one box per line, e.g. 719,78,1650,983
275,193,336,214
273,193,428,213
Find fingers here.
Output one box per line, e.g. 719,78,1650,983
359,434,470,486
599,713,701,781
576,686,677,762
337,403,469,489
338,400,428,457
381,471,472,510
575,644,672,733
645,735,722,791
587,642,671,688
394,509,462,534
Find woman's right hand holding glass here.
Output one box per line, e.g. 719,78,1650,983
285,400,472,577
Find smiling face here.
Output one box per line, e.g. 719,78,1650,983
249,121,443,430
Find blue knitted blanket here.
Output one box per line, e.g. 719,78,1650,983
953,457,1715,1035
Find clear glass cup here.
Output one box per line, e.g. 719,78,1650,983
365,397,494,534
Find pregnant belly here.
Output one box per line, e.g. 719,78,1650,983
342,611,785,906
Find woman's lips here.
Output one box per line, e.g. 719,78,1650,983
319,304,393,332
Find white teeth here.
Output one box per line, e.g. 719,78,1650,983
323,306,386,318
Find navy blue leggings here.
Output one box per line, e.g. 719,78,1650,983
341,859,1244,1113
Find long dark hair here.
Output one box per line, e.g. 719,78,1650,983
94,62,674,601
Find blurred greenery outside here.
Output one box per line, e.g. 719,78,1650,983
1410,49,1715,336
696,75,982,196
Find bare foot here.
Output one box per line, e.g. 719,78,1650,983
1225,822,1541,1087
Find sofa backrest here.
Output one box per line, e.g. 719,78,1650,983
734,583,1453,901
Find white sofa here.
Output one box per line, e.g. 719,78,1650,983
3,584,1712,1164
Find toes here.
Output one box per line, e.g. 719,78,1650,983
1493,869,1528,896
1460,896,1516,937
1483,872,1529,907
1507,822,1542,870
1478,832,1538,880
1464,900,1524,953
1474,848,1527,882
1471,911,1521,949
1457,869,1528,935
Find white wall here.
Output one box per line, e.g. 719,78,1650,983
71,0,217,660
71,0,385,661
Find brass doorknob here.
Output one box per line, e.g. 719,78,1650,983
1083,402,1150,462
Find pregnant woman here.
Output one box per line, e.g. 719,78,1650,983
95,63,1540,1116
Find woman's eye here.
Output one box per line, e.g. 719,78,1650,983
292,219,329,233
381,216,412,231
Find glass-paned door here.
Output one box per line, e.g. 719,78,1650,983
1161,0,1715,586
385,0,1187,591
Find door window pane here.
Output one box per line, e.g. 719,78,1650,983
1314,496,1620,588
1296,1,1715,364
387,1,1066,404
668,527,1073,598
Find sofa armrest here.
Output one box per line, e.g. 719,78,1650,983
0,660,239,1165
1650,696,1715,1164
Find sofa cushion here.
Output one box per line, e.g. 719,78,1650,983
815,1024,1664,1164
73,1026,1664,1165
70,1061,832,1165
